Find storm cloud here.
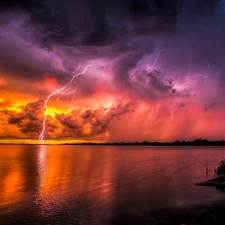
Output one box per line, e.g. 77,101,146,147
1,0,225,95
1,0,225,141
1,99,132,140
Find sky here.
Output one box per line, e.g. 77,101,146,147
0,0,225,144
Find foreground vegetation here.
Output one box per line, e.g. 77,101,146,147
215,160,225,175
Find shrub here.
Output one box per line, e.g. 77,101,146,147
215,160,225,175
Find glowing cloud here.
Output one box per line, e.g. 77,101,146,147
39,64,93,144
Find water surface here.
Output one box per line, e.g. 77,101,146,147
0,145,225,224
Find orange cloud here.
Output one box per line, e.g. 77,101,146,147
0,99,132,142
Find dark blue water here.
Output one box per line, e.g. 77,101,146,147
1,145,225,224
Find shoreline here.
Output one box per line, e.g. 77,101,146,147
148,178,225,224
113,178,225,225
113,199,225,225
149,200,225,225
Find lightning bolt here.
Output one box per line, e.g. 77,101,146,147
130,48,165,81
146,48,165,71
39,64,93,144
189,61,210,79
192,75,207,78
52,63,81,108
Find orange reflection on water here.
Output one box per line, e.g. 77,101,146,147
0,148,24,209
1,170,23,207
35,146,114,218
84,149,114,205
35,146,71,216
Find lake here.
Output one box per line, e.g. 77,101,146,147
0,145,225,224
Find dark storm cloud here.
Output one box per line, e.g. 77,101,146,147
0,0,184,99
176,102,185,108
137,70,175,98
0,0,184,51
0,0,41,9
146,70,174,93
204,101,216,111
129,68,192,100
4,100,43,137
1,0,225,101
